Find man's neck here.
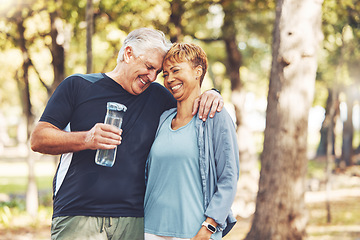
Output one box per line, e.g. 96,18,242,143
105,64,124,86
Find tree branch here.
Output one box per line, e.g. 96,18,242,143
29,58,52,95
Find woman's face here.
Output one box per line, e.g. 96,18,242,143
162,60,201,102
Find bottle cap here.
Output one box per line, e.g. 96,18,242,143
107,102,127,112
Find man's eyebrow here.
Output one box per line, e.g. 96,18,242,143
147,61,160,71
145,61,153,68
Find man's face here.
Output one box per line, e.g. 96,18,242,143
125,49,164,95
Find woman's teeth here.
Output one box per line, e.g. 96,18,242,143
172,84,182,91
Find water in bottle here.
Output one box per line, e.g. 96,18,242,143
95,102,127,167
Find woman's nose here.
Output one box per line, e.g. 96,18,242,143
166,74,174,83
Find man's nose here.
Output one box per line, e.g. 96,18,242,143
148,70,158,82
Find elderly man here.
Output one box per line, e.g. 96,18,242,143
30,28,223,240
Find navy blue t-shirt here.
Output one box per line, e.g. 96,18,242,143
40,73,176,218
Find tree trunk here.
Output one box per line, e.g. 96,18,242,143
49,2,65,93
325,86,337,223
26,145,39,218
86,0,93,73
221,0,258,218
341,85,355,167
16,15,38,218
316,88,338,157
245,0,323,239
349,63,360,154
168,0,185,43
48,2,66,166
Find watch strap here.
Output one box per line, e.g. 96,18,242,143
202,221,216,233
211,88,221,94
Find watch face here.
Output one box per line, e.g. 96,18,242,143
208,224,216,232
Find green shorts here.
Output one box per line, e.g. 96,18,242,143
51,216,144,240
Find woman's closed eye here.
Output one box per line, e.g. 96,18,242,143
162,68,180,79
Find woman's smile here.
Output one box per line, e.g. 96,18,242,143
171,83,183,91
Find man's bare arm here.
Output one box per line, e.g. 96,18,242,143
30,121,122,155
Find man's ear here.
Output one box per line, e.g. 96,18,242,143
124,46,134,63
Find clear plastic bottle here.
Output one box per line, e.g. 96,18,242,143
95,102,127,167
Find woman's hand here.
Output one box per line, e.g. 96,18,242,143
191,227,213,240
191,218,218,240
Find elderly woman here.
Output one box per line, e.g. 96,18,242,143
144,43,239,240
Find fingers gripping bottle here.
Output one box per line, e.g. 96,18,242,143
95,102,127,167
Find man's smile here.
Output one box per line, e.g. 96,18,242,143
139,77,149,87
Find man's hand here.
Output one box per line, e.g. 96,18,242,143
30,121,122,155
192,89,224,121
85,123,122,150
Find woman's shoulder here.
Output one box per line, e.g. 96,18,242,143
210,107,234,124
161,108,177,117
159,108,177,125
200,108,236,135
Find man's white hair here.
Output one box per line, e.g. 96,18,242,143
117,28,172,63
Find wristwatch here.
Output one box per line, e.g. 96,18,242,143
211,88,221,94
202,221,216,233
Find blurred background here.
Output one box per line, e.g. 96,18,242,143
0,0,359,239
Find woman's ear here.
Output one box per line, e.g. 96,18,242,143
195,65,203,80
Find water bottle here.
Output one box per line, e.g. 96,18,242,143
95,102,127,167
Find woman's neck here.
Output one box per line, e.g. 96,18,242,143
171,92,200,130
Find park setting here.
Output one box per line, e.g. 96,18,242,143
1,0,360,239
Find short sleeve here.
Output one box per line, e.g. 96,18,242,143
39,76,78,130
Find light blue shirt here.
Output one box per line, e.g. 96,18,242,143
146,108,239,237
144,113,221,239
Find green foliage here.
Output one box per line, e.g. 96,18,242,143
0,201,53,229
0,205,12,227
0,173,53,226
0,199,26,210
320,0,360,81
0,0,283,122
0,0,358,160
0,199,26,227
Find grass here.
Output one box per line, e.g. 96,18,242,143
308,159,327,179
0,176,53,194
307,197,360,226
306,200,360,240
0,159,54,239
